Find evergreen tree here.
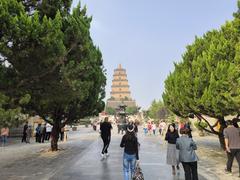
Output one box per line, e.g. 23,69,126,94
0,0,106,150
148,99,172,120
163,1,240,149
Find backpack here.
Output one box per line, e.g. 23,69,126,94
132,163,144,180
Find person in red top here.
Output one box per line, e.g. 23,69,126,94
147,122,152,135
1,127,9,145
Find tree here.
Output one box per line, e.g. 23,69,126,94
163,1,240,149
105,107,116,115
126,106,139,115
148,100,172,121
0,93,30,128
0,0,106,150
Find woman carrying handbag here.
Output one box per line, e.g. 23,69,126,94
120,124,142,180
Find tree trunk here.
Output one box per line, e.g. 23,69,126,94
217,116,227,150
51,121,60,151
218,133,225,150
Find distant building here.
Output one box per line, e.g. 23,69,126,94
106,64,137,109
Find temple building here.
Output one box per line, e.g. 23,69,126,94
106,64,137,109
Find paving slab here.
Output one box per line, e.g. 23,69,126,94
50,131,209,180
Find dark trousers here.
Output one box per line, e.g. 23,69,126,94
36,133,42,143
41,133,46,143
101,135,111,154
60,132,64,141
22,132,27,143
226,149,240,173
45,132,51,141
182,161,198,180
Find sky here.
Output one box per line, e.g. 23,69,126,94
72,0,237,109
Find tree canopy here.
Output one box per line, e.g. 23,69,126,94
0,0,106,150
163,1,240,149
148,99,172,121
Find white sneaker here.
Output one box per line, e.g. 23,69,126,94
105,153,109,157
101,153,106,159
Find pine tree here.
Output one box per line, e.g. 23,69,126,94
0,0,106,151
163,1,240,149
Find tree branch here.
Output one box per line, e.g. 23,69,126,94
195,113,219,135
198,121,218,135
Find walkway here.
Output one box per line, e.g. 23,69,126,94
49,130,208,180
0,127,233,180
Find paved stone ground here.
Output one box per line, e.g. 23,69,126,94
49,133,187,180
0,126,239,180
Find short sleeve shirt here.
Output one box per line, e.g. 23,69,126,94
224,126,240,149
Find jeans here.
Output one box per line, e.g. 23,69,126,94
226,149,240,173
182,161,198,180
1,135,7,145
123,152,136,180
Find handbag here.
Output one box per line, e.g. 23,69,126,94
132,162,144,180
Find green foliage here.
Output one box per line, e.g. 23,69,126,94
105,107,116,115
163,1,240,148
126,106,138,115
194,121,208,131
163,3,240,119
0,93,28,127
148,99,172,120
0,0,106,150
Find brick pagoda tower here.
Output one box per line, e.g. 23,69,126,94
106,64,136,109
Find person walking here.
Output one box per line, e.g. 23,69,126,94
60,126,64,141
176,128,198,180
224,120,240,177
152,122,156,135
100,117,112,159
159,121,166,136
143,123,148,136
26,125,32,143
120,124,139,180
45,123,52,141
147,122,152,135
1,127,9,146
165,123,180,175
184,121,192,138
35,124,41,143
41,124,46,143
22,122,28,143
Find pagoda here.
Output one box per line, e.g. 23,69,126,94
106,64,136,109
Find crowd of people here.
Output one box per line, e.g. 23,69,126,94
1,116,240,179
143,121,167,136
98,117,240,180
0,122,69,146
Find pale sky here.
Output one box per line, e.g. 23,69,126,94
72,0,237,109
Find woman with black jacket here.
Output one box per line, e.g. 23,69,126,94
120,124,139,180
165,123,180,175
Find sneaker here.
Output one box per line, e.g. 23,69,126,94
105,153,109,157
101,153,106,160
224,168,232,174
